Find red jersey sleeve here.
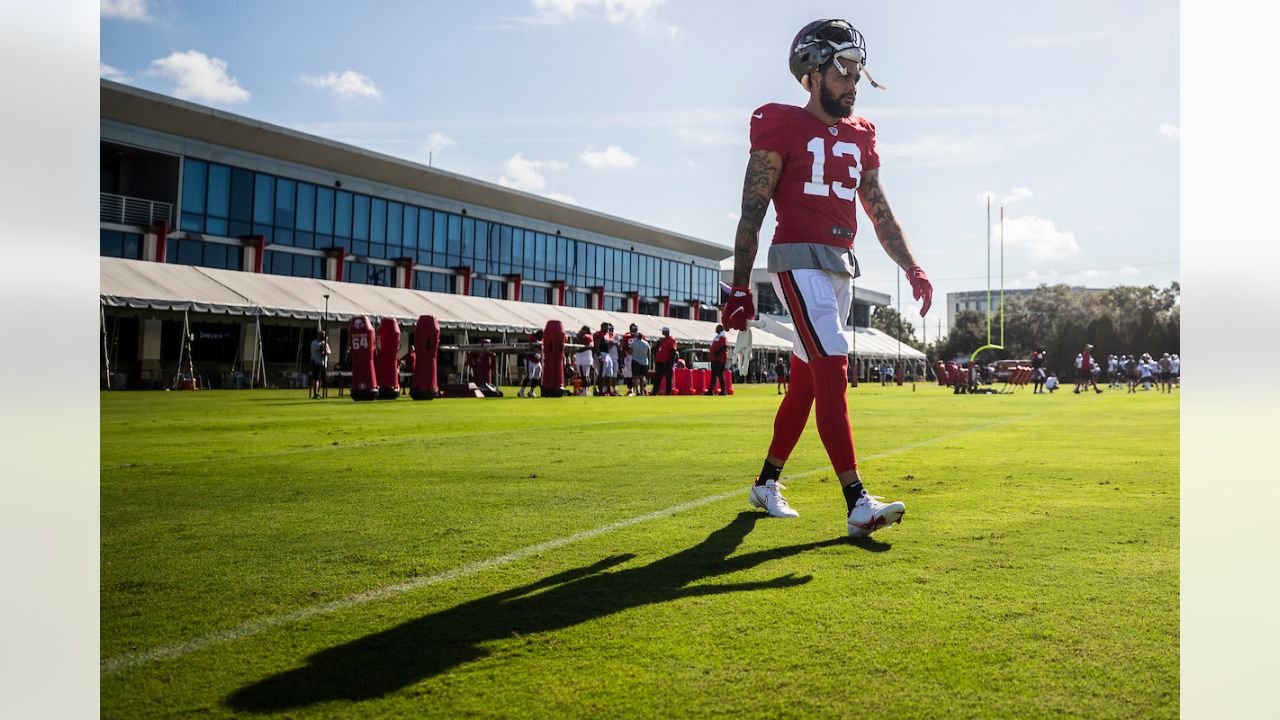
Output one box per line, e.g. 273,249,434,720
858,117,881,172
749,104,792,159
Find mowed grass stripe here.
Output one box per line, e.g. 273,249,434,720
102,415,654,470
100,406,1053,677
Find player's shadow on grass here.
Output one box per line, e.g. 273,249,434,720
227,511,889,713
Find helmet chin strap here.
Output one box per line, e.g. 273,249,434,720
863,66,885,90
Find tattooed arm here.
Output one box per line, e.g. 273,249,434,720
856,168,920,271
733,149,783,287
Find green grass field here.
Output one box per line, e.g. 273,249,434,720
101,382,1178,718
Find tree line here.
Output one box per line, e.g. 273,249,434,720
870,282,1180,378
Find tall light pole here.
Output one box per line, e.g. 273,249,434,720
323,293,330,330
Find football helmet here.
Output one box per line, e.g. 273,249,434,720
789,19,883,89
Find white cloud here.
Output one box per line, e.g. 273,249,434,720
100,63,131,83
101,0,149,21
1158,122,1180,141
976,187,1034,207
580,145,638,169
1009,268,1061,289
424,132,454,155
299,71,381,101
149,50,249,104
498,153,567,193
996,215,1080,261
526,0,669,27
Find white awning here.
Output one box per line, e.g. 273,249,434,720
99,257,925,359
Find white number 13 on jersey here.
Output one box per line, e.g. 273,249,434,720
803,137,862,200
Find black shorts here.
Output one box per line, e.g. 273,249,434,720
1160,371,1172,382
632,361,649,377
310,362,326,380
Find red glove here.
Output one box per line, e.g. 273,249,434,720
906,266,932,317
721,285,755,330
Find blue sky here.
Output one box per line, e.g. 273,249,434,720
101,0,1179,340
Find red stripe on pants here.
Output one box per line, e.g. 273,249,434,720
778,272,824,360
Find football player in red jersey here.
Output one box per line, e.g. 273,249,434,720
517,329,543,398
727,19,933,537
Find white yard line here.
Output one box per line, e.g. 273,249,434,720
101,410,1049,677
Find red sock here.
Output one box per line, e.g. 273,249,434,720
767,356,814,462
809,355,857,474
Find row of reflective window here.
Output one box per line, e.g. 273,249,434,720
104,232,658,312
179,158,718,304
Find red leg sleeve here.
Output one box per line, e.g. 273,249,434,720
810,355,857,474
767,356,814,462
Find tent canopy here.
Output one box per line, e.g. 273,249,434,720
100,257,925,360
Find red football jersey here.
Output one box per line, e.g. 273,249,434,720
655,336,678,363
523,334,541,364
749,103,880,250
710,335,729,363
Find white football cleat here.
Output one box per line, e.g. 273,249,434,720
748,479,799,518
847,493,905,537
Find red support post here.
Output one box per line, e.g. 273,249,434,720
453,266,472,295
154,219,169,263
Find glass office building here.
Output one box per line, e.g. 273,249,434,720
101,80,728,321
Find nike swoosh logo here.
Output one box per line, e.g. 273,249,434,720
753,112,764,119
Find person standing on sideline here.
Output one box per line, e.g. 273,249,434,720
706,324,730,395
602,323,620,396
309,330,331,399
1158,352,1173,393
574,325,594,394
619,323,636,395
775,357,789,395
591,323,606,396
400,345,416,396
721,19,930,537
1031,347,1047,394
630,332,651,396
1139,354,1155,390
517,329,543,398
1075,343,1102,394
652,326,678,395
